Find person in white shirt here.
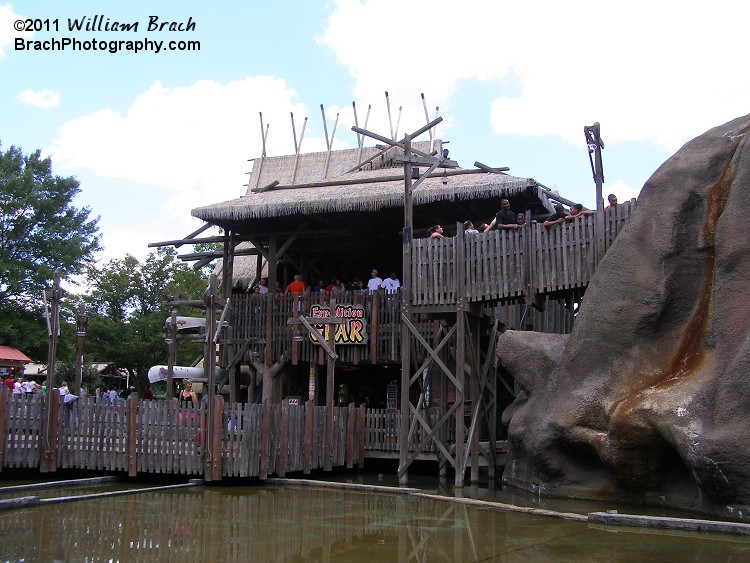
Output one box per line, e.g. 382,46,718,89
367,269,382,294
381,272,401,294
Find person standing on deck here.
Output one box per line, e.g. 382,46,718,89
565,203,595,221
604,193,618,211
428,225,444,239
463,221,479,235
381,272,401,294
367,269,382,294
285,274,305,295
484,198,522,232
543,204,568,228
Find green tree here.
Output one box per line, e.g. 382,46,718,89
75,248,206,389
0,142,101,359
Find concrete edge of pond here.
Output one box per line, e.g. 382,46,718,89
0,480,202,511
588,512,750,536
0,476,119,493
0,496,41,512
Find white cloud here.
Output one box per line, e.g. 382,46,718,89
46,76,338,262
47,76,323,209
0,3,33,58
18,88,60,108
321,0,750,151
604,179,641,204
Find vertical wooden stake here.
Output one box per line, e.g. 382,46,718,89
278,398,290,477
346,401,355,469
304,399,313,474
358,403,366,469
0,386,7,471
128,394,138,477
212,395,224,481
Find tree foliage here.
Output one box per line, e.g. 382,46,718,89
74,248,207,388
0,141,101,359
0,142,100,307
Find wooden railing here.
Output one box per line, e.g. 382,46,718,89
0,392,371,477
411,201,636,304
0,393,460,477
230,292,438,366
365,408,459,454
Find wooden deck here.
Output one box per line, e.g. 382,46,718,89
224,202,635,365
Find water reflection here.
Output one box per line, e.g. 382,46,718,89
0,485,749,561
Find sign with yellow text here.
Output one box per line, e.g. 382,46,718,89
308,304,368,345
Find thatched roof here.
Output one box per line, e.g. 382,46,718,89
192,141,555,233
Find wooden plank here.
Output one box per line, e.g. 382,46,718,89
346,401,355,469
358,404,366,468
128,396,137,476
278,399,290,477
212,396,223,480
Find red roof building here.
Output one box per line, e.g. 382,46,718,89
0,346,32,372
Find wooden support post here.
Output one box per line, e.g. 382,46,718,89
358,403,366,469
203,276,217,481
455,225,466,488
369,292,379,364
46,389,60,472
260,402,271,479
41,273,61,474
128,394,138,477
346,401,355,469
212,395,224,481
167,307,177,400
263,237,277,402
399,135,413,486
304,399,313,474
0,386,7,471
278,398,290,477
224,232,236,405
324,299,337,472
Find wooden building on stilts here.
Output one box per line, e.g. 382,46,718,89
156,116,635,487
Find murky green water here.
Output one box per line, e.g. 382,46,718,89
1,482,749,561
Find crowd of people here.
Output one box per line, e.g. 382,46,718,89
0,368,156,404
248,268,402,296
427,195,611,239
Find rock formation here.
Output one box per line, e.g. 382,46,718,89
498,114,750,519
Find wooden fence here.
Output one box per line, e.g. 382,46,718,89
0,393,460,477
0,392,374,478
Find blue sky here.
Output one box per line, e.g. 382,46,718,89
2,0,748,266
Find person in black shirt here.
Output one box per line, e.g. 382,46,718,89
483,198,522,232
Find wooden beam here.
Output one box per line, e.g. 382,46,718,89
149,235,228,248
253,180,280,193
393,155,458,168
178,248,260,261
473,161,510,174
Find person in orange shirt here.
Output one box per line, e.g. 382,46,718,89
285,274,305,294
604,193,618,210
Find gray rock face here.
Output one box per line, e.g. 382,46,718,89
499,115,750,518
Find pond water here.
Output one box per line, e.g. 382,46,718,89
1,479,749,561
